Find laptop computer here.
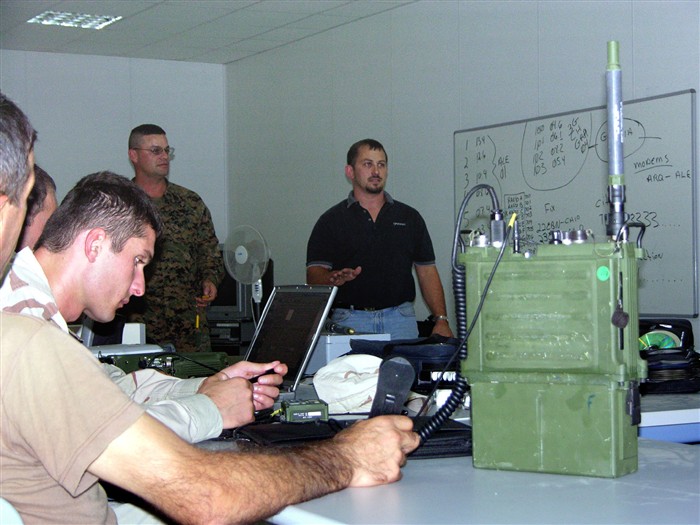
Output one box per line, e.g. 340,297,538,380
244,284,337,394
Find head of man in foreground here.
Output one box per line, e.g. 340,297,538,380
0,92,36,271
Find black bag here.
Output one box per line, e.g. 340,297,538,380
348,335,461,394
639,319,700,394
231,420,342,446
228,417,472,459
409,418,472,459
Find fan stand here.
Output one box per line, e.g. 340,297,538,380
251,279,264,324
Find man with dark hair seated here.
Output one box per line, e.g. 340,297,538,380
2,169,287,443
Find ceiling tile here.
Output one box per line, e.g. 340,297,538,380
58,38,146,57
330,0,414,18
256,26,318,43
130,42,208,62
191,46,258,64
223,38,280,53
0,0,61,32
53,0,159,18
247,1,350,14
0,23,83,52
287,14,354,32
0,0,415,64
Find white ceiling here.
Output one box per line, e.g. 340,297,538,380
0,0,414,64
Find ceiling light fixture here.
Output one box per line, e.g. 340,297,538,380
27,10,123,30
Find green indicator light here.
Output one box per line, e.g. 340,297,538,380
597,266,611,281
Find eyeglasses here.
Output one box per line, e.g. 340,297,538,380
132,146,175,159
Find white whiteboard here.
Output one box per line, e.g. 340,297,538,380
454,90,697,317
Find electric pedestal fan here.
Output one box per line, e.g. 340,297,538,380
222,225,271,323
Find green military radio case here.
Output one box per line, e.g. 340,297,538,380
461,241,647,478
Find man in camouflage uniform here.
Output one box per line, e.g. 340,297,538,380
125,124,224,352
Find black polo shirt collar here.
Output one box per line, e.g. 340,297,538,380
345,190,395,208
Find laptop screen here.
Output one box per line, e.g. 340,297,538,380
244,285,337,392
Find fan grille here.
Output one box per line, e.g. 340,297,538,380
223,225,270,285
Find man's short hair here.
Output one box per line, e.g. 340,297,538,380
129,124,166,149
0,92,36,204
36,171,163,253
346,139,387,167
24,164,56,227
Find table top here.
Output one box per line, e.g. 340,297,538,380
640,392,700,426
271,439,700,525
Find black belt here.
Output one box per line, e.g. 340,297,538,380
335,304,381,311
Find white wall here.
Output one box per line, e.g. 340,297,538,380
1,0,698,331
0,50,228,240
226,0,700,331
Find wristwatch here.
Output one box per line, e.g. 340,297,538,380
433,315,449,322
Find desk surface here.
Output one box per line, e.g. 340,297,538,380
271,439,699,525
640,392,700,426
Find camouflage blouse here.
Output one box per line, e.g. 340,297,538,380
126,182,223,352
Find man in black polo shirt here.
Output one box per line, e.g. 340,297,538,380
306,138,452,340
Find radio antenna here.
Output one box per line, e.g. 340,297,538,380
605,40,628,240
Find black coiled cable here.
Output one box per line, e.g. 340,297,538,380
417,184,504,444
452,261,468,343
